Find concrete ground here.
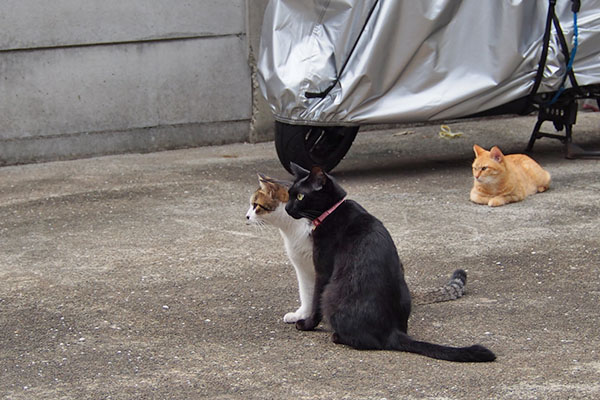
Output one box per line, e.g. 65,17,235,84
1,112,599,399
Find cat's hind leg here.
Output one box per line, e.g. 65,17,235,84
537,170,551,193
328,312,386,350
330,330,383,350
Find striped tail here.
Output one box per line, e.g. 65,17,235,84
411,269,467,305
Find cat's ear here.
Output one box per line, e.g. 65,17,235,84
258,173,275,191
308,166,327,191
473,144,486,157
257,172,269,186
289,162,310,178
258,173,292,189
490,146,504,163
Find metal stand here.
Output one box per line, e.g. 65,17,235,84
525,1,600,159
526,96,600,158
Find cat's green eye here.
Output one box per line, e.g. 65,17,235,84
296,193,304,201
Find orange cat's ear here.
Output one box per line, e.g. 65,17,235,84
489,146,504,163
473,144,486,157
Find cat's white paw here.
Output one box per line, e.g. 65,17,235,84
283,309,310,323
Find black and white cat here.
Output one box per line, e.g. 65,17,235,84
284,163,496,362
247,174,469,324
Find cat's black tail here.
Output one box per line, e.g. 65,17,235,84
387,330,496,362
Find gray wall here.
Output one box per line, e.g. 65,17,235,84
0,0,273,165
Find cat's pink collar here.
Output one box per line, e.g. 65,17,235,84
312,197,346,230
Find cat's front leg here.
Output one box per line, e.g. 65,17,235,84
283,307,311,324
295,272,326,330
284,260,315,323
295,315,321,331
470,188,489,205
490,193,525,206
488,196,508,207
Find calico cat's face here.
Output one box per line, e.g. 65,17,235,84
285,163,345,220
246,174,289,225
472,145,506,184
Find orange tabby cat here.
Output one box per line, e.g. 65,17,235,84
470,144,551,207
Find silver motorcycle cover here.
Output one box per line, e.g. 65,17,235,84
258,0,600,125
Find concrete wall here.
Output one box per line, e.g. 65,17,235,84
0,0,273,165
246,0,276,144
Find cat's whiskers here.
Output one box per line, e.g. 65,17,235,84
247,219,268,231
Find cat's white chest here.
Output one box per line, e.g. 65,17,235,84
280,222,312,264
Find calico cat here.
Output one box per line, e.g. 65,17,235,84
285,163,495,362
246,174,468,323
246,174,315,323
470,144,551,207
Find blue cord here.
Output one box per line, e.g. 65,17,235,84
549,11,579,104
